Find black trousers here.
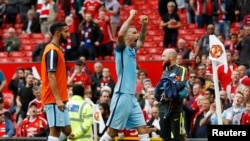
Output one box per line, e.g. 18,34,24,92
159,103,183,141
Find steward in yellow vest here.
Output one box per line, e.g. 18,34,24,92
67,84,93,141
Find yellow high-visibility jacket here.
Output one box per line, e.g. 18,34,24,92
67,95,93,141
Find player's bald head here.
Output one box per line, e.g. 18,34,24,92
162,48,177,59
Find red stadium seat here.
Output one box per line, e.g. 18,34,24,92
23,51,32,57
0,58,13,63
21,45,34,51
12,57,29,63
20,39,33,45
18,33,30,39
136,49,146,55
178,29,191,35
145,48,162,55
31,33,44,39
0,52,8,58
151,54,162,61
137,54,151,61
9,51,24,57
187,24,198,29
193,29,206,35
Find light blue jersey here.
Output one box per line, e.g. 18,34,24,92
114,45,137,95
106,44,146,130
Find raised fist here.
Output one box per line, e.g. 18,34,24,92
140,15,148,24
130,9,137,17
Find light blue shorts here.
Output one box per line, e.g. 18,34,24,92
106,92,146,130
45,104,70,127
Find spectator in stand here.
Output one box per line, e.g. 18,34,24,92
217,50,238,91
158,0,177,19
160,1,181,48
95,9,114,59
79,56,92,75
90,61,103,103
235,0,250,28
20,103,47,137
185,0,195,24
98,102,110,138
219,90,232,110
32,33,52,62
225,70,241,101
61,0,74,16
176,38,191,59
241,100,250,125
78,12,103,60
22,9,41,34
0,0,6,27
242,85,250,107
97,86,112,104
67,59,91,89
28,85,46,119
176,0,186,12
64,14,80,61
0,70,6,100
212,0,235,40
195,24,215,57
176,54,183,65
147,106,160,138
222,91,245,125
242,14,250,28
189,40,199,60
0,109,15,137
5,0,18,25
82,0,103,18
8,67,26,106
98,67,115,96
3,28,20,52
190,0,213,28
39,0,58,34
67,84,93,141
18,0,36,23
104,0,121,37
236,25,250,68
136,69,148,95
16,73,35,125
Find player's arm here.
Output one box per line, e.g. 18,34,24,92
46,50,60,100
135,15,148,50
117,9,137,49
45,50,65,110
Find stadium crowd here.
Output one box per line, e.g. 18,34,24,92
0,0,250,141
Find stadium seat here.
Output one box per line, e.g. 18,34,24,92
20,39,33,45
12,57,29,63
178,29,191,35
21,45,34,51
0,58,13,63
23,51,32,57
145,48,162,55
151,54,162,61
136,49,146,55
187,24,198,29
9,51,24,57
193,29,206,35
143,42,156,48
0,52,8,58
18,33,30,39
31,33,44,39
137,54,151,61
